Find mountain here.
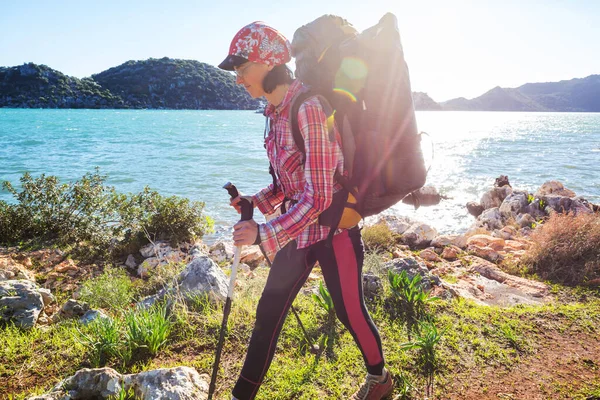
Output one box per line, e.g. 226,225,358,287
92,58,259,109
1,60,598,112
412,92,442,110
0,59,261,110
442,75,600,112
0,63,121,108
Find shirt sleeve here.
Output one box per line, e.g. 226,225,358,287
252,184,285,216
259,97,339,256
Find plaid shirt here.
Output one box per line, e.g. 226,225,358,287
252,80,344,258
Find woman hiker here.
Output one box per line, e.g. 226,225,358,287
218,21,394,400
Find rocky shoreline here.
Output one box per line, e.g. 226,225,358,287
1,177,599,399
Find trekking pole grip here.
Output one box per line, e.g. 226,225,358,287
224,182,253,221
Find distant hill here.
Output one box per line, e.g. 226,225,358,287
441,75,600,112
0,63,121,108
92,58,260,109
0,59,260,110
412,92,442,110
1,61,598,111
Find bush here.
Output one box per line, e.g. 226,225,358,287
522,212,600,286
362,223,396,252
78,267,137,311
0,170,213,260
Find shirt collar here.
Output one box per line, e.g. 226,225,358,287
264,79,305,118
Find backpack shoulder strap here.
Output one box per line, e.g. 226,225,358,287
290,90,335,164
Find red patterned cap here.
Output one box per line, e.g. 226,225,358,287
218,22,291,71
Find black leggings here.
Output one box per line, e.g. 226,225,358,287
232,227,385,400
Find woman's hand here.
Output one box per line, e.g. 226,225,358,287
229,195,254,214
233,220,259,246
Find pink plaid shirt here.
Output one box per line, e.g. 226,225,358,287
252,80,344,258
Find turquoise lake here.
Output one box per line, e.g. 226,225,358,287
1,109,599,242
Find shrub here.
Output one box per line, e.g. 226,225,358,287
0,170,214,260
78,267,137,311
522,212,600,286
362,223,395,252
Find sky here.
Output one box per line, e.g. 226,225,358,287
0,0,598,102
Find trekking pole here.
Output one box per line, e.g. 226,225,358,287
224,182,319,355
207,183,253,400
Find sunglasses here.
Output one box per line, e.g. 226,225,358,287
234,63,253,78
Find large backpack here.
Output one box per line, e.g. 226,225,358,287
289,13,427,232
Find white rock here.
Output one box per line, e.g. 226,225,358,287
376,215,415,235
123,366,209,399
476,207,504,230
480,186,512,210
431,234,458,248
499,191,529,217
209,241,236,263
0,280,46,328
402,223,438,248
138,257,160,278
125,254,137,268
30,366,209,400
79,309,110,325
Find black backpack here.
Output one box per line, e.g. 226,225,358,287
289,13,427,233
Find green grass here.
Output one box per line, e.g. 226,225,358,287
2,253,600,399
78,266,138,311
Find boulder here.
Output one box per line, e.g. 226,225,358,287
402,223,438,248
240,246,265,269
431,234,459,248
54,299,90,321
540,195,593,215
29,367,123,399
476,207,504,230
0,280,54,328
140,241,171,258
494,175,511,188
467,245,503,262
376,215,414,235
466,201,484,217
523,200,547,220
536,180,576,198
138,257,160,278
441,245,461,260
382,257,441,290
79,309,110,325
401,186,443,207
499,191,530,217
480,186,512,210
209,241,236,263
466,235,505,252
139,256,228,308
516,213,536,228
125,254,137,269
28,366,210,400
123,366,209,399
419,248,441,262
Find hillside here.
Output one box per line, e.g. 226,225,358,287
0,59,261,110
92,58,260,110
442,75,600,112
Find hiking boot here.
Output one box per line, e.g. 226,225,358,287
350,369,394,400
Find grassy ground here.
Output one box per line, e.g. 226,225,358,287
1,258,600,400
